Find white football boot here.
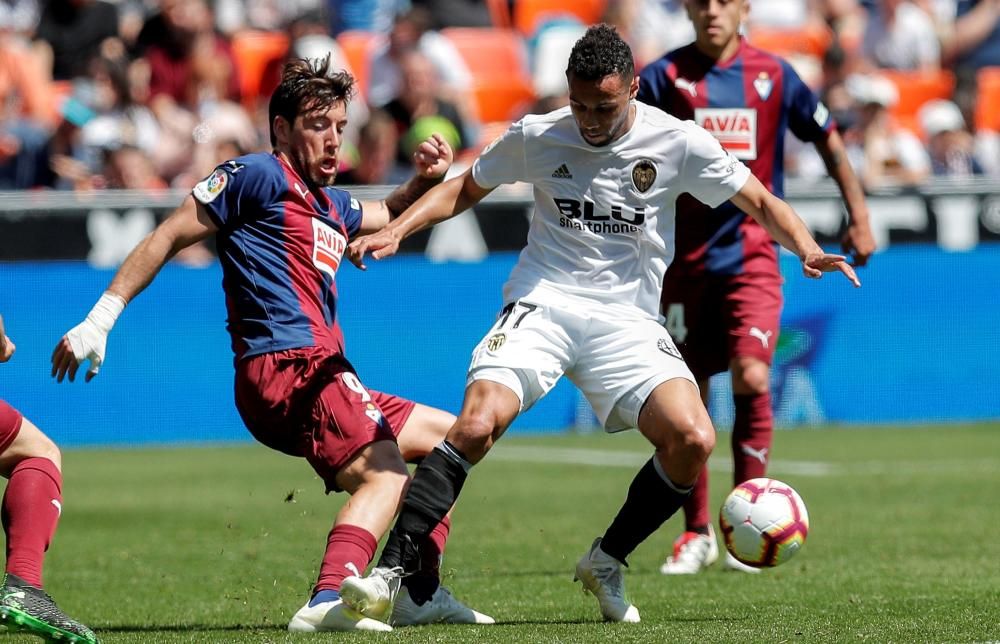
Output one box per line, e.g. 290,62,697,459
287,598,393,632
722,551,762,574
659,527,719,575
391,585,496,626
574,538,640,623
339,566,403,623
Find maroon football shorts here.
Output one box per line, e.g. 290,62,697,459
661,272,783,381
234,346,415,492
0,398,24,454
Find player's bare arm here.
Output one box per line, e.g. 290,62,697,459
356,134,454,235
730,175,861,287
105,196,218,303
51,195,218,382
814,129,876,267
0,313,14,363
348,168,493,269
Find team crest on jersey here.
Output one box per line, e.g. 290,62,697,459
753,72,773,101
311,218,347,279
631,159,657,193
192,168,228,204
486,333,506,352
694,107,758,160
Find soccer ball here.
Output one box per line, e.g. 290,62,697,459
719,478,809,568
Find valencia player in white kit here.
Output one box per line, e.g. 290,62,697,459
342,24,860,624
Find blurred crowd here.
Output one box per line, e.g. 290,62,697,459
1,0,998,194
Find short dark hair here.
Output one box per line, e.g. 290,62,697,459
268,56,356,146
566,24,634,82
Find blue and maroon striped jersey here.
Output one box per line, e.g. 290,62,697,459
638,38,834,276
192,152,363,361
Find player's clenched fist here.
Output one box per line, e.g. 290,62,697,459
51,292,126,382
412,133,453,179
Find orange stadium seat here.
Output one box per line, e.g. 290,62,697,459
471,77,537,122
513,0,608,35
336,30,385,101
974,67,1000,132
441,27,531,78
230,30,290,108
881,70,955,134
747,24,834,59
442,28,536,123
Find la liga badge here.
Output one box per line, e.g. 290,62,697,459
193,168,228,203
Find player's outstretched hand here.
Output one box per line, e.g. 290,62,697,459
0,334,14,363
412,133,453,179
347,229,401,271
51,319,108,383
841,221,875,267
802,252,861,287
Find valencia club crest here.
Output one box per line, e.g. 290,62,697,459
631,159,657,193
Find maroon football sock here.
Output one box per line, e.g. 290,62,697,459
3,458,62,588
423,515,450,575
314,524,376,594
733,392,774,483
682,467,712,533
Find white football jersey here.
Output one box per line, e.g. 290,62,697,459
472,101,751,320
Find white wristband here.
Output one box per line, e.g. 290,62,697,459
87,292,126,333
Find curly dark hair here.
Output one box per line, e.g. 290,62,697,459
268,56,356,146
566,24,634,82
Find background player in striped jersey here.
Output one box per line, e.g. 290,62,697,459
0,314,97,643
340,25,859,625
50,57,492,632
637,0,875,574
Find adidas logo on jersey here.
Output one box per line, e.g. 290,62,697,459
552,164,573,179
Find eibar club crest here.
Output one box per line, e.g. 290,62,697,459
631,159,657,193
753,72,773,101
486,333,506,352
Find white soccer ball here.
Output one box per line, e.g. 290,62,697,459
719,477,810,568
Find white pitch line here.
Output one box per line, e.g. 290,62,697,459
489,445,1000,478
490,445,835,476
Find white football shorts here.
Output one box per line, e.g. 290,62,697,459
467,286,697,432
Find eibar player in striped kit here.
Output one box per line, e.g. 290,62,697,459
638,0,875,574
51,56,491,632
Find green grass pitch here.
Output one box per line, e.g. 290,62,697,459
8,424,999,643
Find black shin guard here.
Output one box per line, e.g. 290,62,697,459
600,458,693,565
377,442,470,576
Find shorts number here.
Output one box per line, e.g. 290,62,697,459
341,372,384,424
341,372,372,402
497,300,538,329
664,303,688,343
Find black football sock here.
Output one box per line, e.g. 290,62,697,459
600,457,694,565
400,574,439,605
377,441,471,598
